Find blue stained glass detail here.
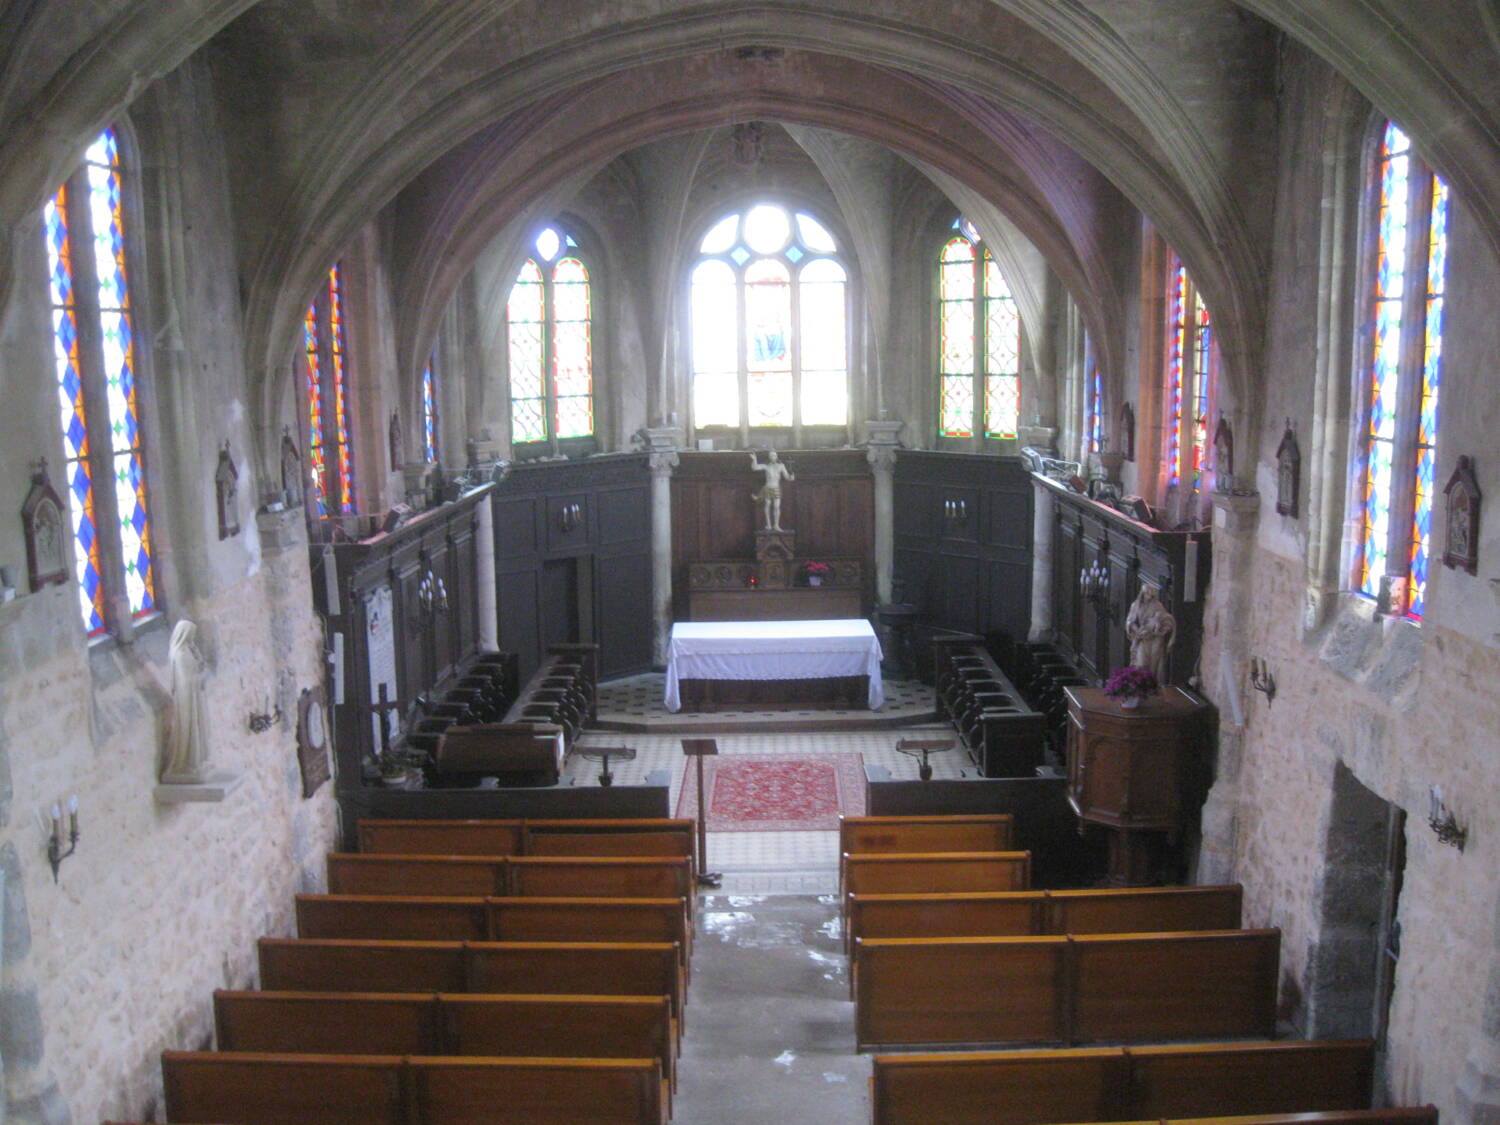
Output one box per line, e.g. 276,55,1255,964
729,245,751,266
785,245,804,263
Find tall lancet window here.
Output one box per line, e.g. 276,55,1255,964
1163,254,1216,492
1084,336,1103,456
304,264,356,517
1355,122,1448,618
506,225,595,449
45,127,158,634
689,204,848,433
938,220,1020,440
422,358,439,463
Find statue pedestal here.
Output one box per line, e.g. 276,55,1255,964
754,530,795,561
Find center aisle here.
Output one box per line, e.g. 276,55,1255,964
670,894,869,1125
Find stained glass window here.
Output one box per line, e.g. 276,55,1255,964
1163,254,1215,493
1356,122,1447,618
938,226,1021,441
689,205,848,432
1086,339,1103,455
46,127,156,634
422,360,439,463
505,227,594,448
304,265,356,516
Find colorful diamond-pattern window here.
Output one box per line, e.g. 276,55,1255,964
689,204,848,430
303,265,356,517
1165,259,1188,488
1357,122,1446,618
1086,344,1103,455
505,229,595,446
46,127,157,633
422,360,439,463
938,229,1022,440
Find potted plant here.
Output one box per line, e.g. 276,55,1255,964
1103,665,1159,710
803,560,832,587
378,745,431,787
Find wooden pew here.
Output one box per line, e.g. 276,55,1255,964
846,885,1242,950
327,854,693,907
854,929,1279,1049
213,990,677,1086
870,1039,1375,1125
257,938,685,1023
837,815,1016,894
161,1051,665,1125
842,852,1031,921
357,819,524,856
294,895,691,962
522,819,695,864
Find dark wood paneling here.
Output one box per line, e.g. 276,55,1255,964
597,485,649,546
671,450,874,620
497,567,541,680
596,551,652,677
893,452,1032,641
493,497,540,559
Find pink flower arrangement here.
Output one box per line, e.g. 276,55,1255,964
1103,665,1159,700
803,561,831,577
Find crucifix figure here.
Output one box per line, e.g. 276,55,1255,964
749,450,795,531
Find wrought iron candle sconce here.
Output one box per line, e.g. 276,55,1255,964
1249,657,1276,705
1428,785,1467,852
1080,561,1110,608
47,795,79,881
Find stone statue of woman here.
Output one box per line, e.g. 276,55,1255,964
160,619,212,784
1125,584,1176,684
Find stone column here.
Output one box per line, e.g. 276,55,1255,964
646,426,682,665
475,492,498,650
1029,478,1056,642
1195,490,1261,885
864,421,903,604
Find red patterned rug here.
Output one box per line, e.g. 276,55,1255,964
675,754,867,831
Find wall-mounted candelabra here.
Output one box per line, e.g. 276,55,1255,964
1249,657,1277,705
1428,785,1467,852
47,795,79,882
1080,561,1110,608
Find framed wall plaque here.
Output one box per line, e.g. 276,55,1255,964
1443,455,1481,575
21,460,69,592
297,684,332,798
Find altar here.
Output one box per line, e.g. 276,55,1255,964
663,619,885,712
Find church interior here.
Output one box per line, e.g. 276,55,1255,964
2,2,1500,1123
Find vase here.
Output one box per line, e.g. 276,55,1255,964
808,575,822,586
1119,695,1141,710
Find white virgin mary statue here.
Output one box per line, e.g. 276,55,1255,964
160,619,212,784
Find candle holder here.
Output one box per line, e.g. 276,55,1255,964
1427,786,1467,852
1080,561,1110,608
47,795,79,882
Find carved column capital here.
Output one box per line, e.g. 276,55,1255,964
863,419,903,473
645,426,682,475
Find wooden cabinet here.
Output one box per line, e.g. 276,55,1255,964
1065,685,1212,884
493,454,652,683
892,452,1032,637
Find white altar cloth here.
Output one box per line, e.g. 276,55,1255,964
663,619,884,712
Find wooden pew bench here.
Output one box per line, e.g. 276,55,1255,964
870,1038,1375,1125
837,815,1015,894
326,854,694,914
846,884,1243,951
854,929,1279,1049
842,851,1031,922
523,819,695,866
294,895,692,964
357,819,525,857
213,990,678,1088
162,1051,665,1125
257,938,685,1025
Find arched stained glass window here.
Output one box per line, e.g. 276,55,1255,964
689,204,848,433
422,359,439,463
45,126,157,634
1085,337,1103,456
304,264,356,516
938,226,1020,440
506,226,594,448
1355,122,1448,618
1163,254,1215,491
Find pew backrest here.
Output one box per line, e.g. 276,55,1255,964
870,1039,1375,1125
839,815,1016,856
356,820,524,857
854,929,1280,1049
326,854,694,907
843,851,1032,901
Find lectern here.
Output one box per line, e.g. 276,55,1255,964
681,739,722,887
1064,685,1211,885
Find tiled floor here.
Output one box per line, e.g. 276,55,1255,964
564,722,975,894
594,672,937,732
